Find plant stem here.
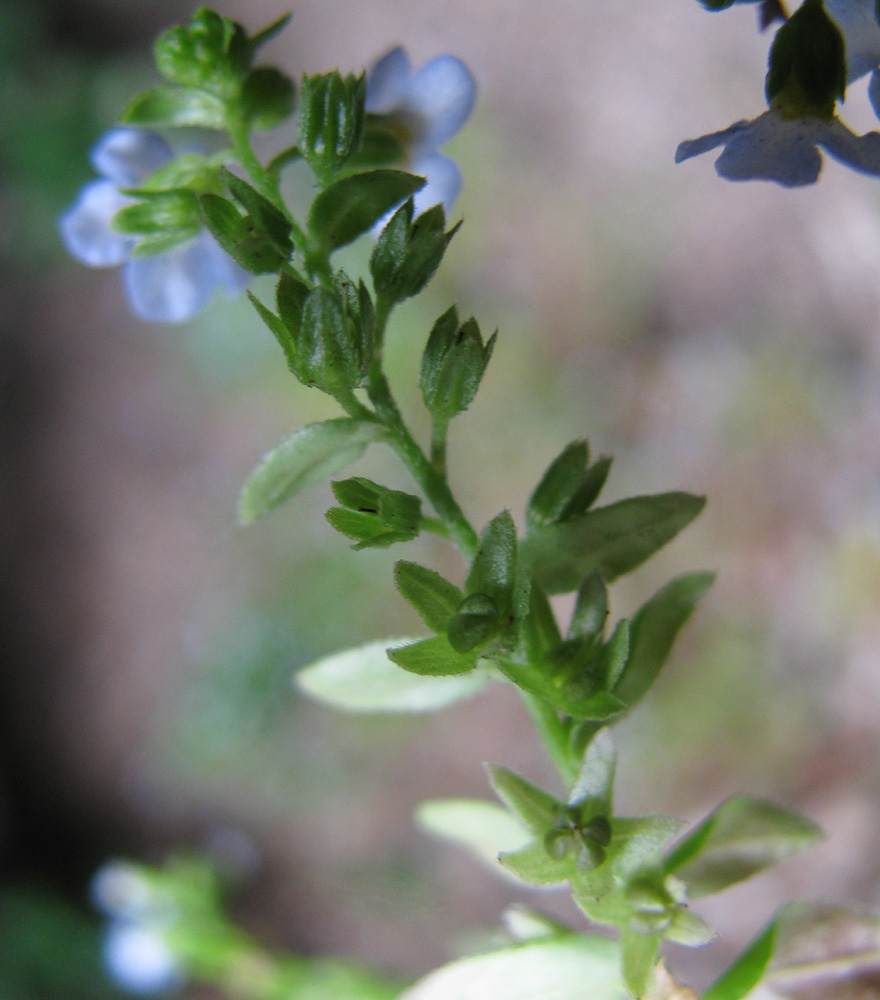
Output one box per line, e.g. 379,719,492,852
521,692,578,787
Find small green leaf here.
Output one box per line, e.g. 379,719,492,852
521,492,706,594
621,927,661,999
416,799,530,872
247,290,297,370
447,592,500,652
467,510,518,613
569,728,616,808
499,838,569,886
295,638,493,713
703,919,776,1000
558,456,613,521
612,571,715,712
399,935,627,1000
221,167,292,254
665,796,821,898
249,12,292,52
526,440,589,529
486,765,560,835
394,561,464,633
240,67,295,130
607,817,686,877
308,169,425,253
113,189,200,236
239,418,385,523
387,635,478,676
123,86,228,128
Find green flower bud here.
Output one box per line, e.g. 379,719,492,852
419,307,496,420
298,71,366,183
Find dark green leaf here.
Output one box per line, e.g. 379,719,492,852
241,67,295,130
221,167,292,254
612,571,714,711
308,169,425,253
387,635,479,676
526,440,589,529
247,291,297,370
122,86,228,128
394,561,464,633
558,456,613,521
521,492,706,594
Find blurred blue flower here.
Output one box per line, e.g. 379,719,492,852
366,47,476,217
825,0,880,114
59,128,247,323
675,110,880,186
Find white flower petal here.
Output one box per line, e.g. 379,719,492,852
91,128,173,187
103,924,181,995
124,238,219,323
675,121,750,163
58,180,135,267
411,153,462,216
365,46,412,113
406,55,477,151
714,112,823,186
825,0,880,82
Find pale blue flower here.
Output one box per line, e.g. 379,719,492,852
675,110,880,186
366,47,476,217
59,128,247,323
825,0,880,116
103,924,182,995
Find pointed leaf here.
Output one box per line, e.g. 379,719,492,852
569,728,616,808
239,418,386,523
521,492,706,594
703,919,777,1000
621,927,661,999
665,796,821,898
526,440,589,529
467,510,518,612
387,635,478,676
308,169,425,253
123,86,228,128
394,561,463,633
295,638,493,713
613,571,715,711
416,798,530,874
486,765,560,835
498,839,569,886
399,935,627,1000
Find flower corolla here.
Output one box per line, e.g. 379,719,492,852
365,47,476,217
59,128,247,323
675,109,880,186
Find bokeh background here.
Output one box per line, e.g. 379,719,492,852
5,0,880,995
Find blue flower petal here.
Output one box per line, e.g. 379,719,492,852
124,237,221,323
406,55,477,151
194,230,250,295
869,68,880,118
714,112,823,186
103,924,181,996
825,0,880,82
365,47,412,113
411,153,462,217
675,121,750,163
91,128,173,187
816,116,880,175
58,179,135,266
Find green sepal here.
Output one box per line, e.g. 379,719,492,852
447,593,500,652
249,12,292,53
569,727,616,809
153,7,251,98
419,307,497,421
526,441,613,529
240,67,296,130
326,477,422,549
128,230,200,258
620,927,660,999
199,192,288,274
499,839,570,887
497,654,626,722
387,635,479,676
112,188,200,237
122,86,228,129
298,71,366,182
221,167,292,256
238,418,386,523
247,290,297,370
765,0,846,118
308,169,425,254
394,561,464,633
664,795,821,898
567,571,608,642
126,154,218,193
521,492,706,594
558,456,613,521
612,571,714,712
276,270,311,335
344,119,407,172
370,199,460,305
486,765,560,836
293,283,374,395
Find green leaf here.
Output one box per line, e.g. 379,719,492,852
567,571,608,641
122,86,228,128
399,935,627,1000
241,67,295,130
327,478,421,548
703,919,776,1000
394,561,464,633
558,456,613,521
521,492,706,594
606,817,686,877
250,12,292,52
308,169,425,253
569,728,616,808
221,167,292,254
387,635,478,676
612,571,715,711
247,291,297,370
416,798,530,873
447,592,500,652
498,839,569,886
621,927,661,999
665,796,820,898
239,418,385,523
486,765,560,835
467,510,518,613
526,440,589,529
295,638,493,713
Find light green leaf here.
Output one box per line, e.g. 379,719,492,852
387,635,479,676
569,728,616,808
123,86,228,128
416,798,530,874
703,918,776,1000
399,935,627,1000
521,493,706,594
486,765,560,835
239,419,386,524
394,561,464,633
665,796,821,898
621,927,661,999
295,638,494,713
498,839,568,886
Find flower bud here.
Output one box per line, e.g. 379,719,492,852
419,306,496,420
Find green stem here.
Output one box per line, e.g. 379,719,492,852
430,416,449,477
521,692,578,787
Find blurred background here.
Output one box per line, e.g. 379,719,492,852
5,0,880,995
